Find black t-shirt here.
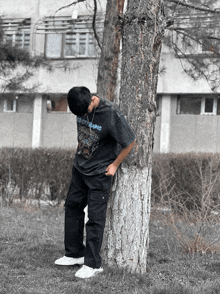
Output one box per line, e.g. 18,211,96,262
73,98,135,176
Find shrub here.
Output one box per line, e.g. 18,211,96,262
152,153,220,215
2,150,220,213
0,147,76,204
151,153,220,255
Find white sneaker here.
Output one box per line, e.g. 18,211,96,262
55,256,84,266
75,265,103,279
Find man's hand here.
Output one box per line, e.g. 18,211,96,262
105,163,118,176
105,140,136,176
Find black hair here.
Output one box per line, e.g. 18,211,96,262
67,86,92,116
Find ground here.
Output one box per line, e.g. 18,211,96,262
1,204,220,294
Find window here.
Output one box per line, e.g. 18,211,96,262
177,96,201,115
46,32,96,58
3,98,17,112
65,32,95,57
217,99,220,115
40,16,103,59
201,97,217,115
46,96,68,112
177,96,220,115
3,18,31,51
46,34,63,58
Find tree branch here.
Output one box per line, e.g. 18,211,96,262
171,40,220,91
55,0,86,14
92,0,102,49
169,0,220,14
55,0,102,49
171,28,203,45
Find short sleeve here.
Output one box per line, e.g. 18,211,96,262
108,110,135,148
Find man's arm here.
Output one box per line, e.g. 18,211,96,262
105,140,136,176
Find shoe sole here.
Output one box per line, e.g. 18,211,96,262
55,261,84,266
75,269,104,279
55,259,84,266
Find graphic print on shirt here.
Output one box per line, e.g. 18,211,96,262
77,125,100,159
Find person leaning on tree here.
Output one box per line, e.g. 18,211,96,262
55,86,135,279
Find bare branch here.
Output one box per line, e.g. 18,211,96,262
92,0,102,49
55,0,87,15
171,28,203,47
54,0,102,49
169,0,220,14
170,28,220,56
171,40,220,91
0,77,9,83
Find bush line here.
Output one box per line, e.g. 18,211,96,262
0,147,75,203
152,153,220,213
1,148,220,213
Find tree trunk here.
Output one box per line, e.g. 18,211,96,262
97,0,125,101
98,0,164,273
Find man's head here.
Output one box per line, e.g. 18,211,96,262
67,86,92,116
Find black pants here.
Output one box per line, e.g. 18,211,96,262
64,166,112,269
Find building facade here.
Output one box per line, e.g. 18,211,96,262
1,0,220,152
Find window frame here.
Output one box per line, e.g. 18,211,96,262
3,98,17,113
45,33,64,59
45,31,98,59
3,18,31,51
46,95,69,113
177,95,219,115
201,97,217,115
42,16,103,60
177,96,202,115
64,31,96,58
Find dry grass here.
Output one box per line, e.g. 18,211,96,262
2,203,220,294
152,210,220,255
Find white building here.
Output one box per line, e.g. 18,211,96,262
1,0,220,153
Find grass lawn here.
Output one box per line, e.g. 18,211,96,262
1,205,220,294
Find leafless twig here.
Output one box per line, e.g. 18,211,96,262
55,0,87,15
169,0,220,14
92,0,102,49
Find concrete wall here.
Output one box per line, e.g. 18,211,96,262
157,49,220,94
170,113,220,153
0,113,33,147
41,112,77,148
156,95,220,153
0,96,78,149
2,0,106,18
37,60,99,94
33,96,78,149
0,96,34,148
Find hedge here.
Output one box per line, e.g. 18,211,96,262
0,148,75,203
152,153,220,211
1,148,220,212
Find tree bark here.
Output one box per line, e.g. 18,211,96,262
97,0,125,101
98,0,164,273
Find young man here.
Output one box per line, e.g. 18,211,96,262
55,86,135,279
